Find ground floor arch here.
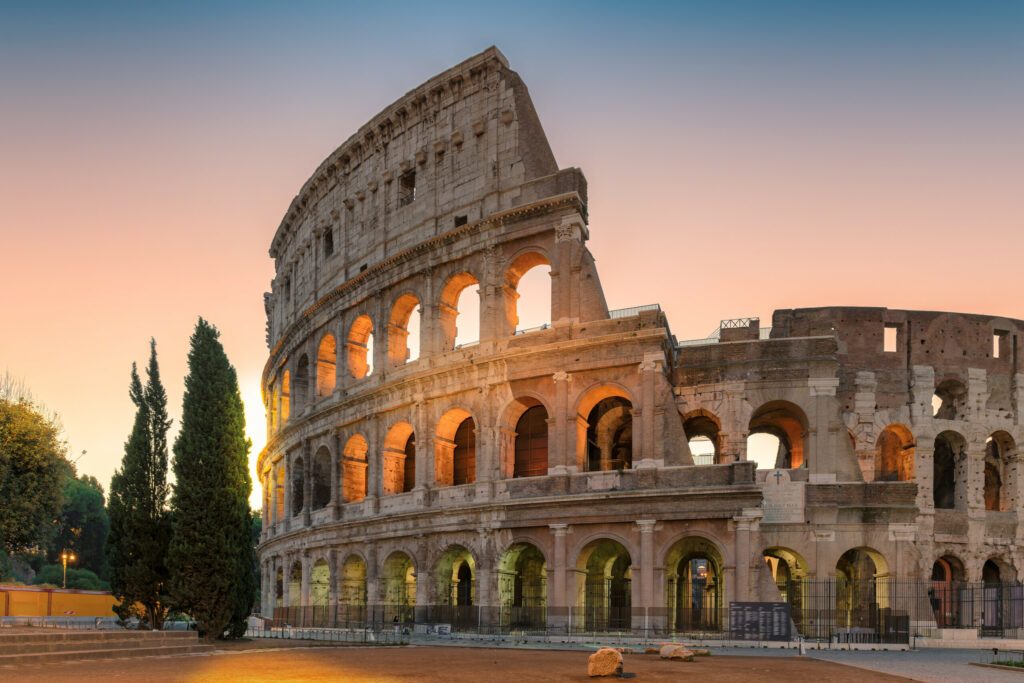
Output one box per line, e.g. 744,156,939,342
381,551,416,624
498,542,547,629
835,547,889,631
576,538,632,631
665,536,725,632
930,554,966,628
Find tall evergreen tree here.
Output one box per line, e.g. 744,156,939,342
168,319,255,639
107,340,172,628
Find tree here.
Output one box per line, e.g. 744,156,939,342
0,395,67,555
107,340,172,628
50,473,110,579
168,319,255,640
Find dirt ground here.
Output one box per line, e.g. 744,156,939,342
5,643,917,682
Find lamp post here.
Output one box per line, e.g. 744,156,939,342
60,550,76,589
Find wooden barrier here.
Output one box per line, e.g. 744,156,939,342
0,584,117,617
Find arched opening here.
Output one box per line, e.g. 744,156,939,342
439,271,480,349
498,543,547,630
985,432,1015,511
514,404,549,478
293,356,310,412
381,551,415,624
339,554,367,626
666,537,725,632
933,431,966,510
310,559,331,623
586,398,633,472
981,558,1013,635
505,251,552,334
577,539,632,632
875,424,916,482
748,401,808,469
342,434,368,503
274,467,285,522
382,422,416,495
268,381,278,433
347,315,374,379
280,370,290,424
388,293,422,365
763,547,809,635
435,408,475,487
930,555,965,628
434,546,476,628
983,559,1003,584
288,561,302,609
291,456,305,516
683,412,720,465
835,548,889,631
312,446,331,509
275,566,284,610
933,379,967,419
316,334,337,397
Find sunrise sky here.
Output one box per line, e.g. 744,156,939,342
2,1,1021,507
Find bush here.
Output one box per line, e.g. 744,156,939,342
32,564,109,591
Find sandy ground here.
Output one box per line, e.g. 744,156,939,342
4,643,917,682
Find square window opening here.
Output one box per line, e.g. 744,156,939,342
398,171,416,207
883,325,898,353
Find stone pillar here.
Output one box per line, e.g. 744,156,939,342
734,517,751,602
637,356,662,467
808,377,840,482
282,457,292,532
331,431,342,520
549,524,569,627
636,520,656,613
551,217,582,322
327,549,339,625
281,553,292,610
300,553,312,624
551,371,573,473
413,399,431,505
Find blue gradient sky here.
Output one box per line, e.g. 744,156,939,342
2,1,1021,504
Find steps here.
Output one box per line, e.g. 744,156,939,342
0,629,215,666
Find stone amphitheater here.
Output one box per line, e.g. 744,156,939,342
256,47,1024,640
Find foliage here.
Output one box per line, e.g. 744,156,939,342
49,474,110,579
0,396,68,555
32,564,108,591
107,340,172,629
168,319,255,640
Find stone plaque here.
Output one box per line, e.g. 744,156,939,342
729,601,792,641
761,469,805,524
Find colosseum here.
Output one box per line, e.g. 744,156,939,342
257,47,1024,642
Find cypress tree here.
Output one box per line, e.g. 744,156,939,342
168,319,255,639
107,340,172,628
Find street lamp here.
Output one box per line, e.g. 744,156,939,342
60,550,76,589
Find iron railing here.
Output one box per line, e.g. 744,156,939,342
608,304,661,319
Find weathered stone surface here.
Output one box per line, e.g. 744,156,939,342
659,644,695,661
587,648,623,677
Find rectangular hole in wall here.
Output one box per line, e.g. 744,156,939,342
994,330,1008,359
884,325,898,353
398,170,416,207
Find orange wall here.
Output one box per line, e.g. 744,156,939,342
0,585,117,617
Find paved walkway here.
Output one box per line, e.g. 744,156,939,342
810,649,1023,683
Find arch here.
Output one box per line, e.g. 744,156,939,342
388,292,422,365
382,421,416,495
934,430,966,510
504,250,552,334
835,547,889,630
310,558,330,609
498,542,547,630
665,536,726,632
347,314,375,379
930,554,966,628
748,400,809,469
291,455,305,516
280,370,291,424
274,466,285,521
435,407,475,486
874,424,916,482
933,378,967,419
434,545,476,608
275,565,284,609
342,434,368,503
316,333,337,397
311,445,332,509
338,553,367,626
288,561,302,608
985,431,1016,511
514,404,549,478
439,271,481,349
293,356,309,412
576,384,635,472
683,410,721,465
381,551,416,624
576,538,632,631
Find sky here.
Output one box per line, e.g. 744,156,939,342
1,1,1021,507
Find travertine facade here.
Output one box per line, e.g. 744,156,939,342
256,48,1024,636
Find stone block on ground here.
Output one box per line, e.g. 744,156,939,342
644,647,660,655
588,647,624,677
659,644,695,661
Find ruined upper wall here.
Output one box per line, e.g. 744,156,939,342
266,47,582,345
771,307,1024,412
